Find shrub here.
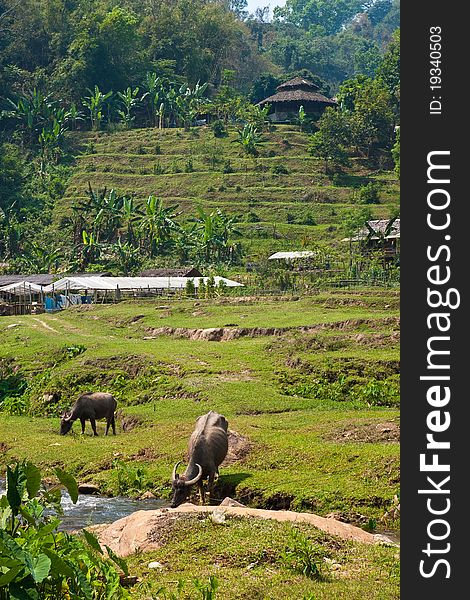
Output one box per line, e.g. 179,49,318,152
286,212,296,224
358,181,381,204
303,213,316,226
185,158,194,173
280,530,328,581
272,163,290,175
0,358,27,414
185,278,196,297
0,461,130,599
153,161,165,175
222,159,233,174
211,119,227,138
246,211,260,222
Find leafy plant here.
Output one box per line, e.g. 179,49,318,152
83,86,113,131
236,123,262,155
280,530,328,581
211,119,227,138
272,163,290,175
112,459,149,495
0,461,130,599
117,87,141,128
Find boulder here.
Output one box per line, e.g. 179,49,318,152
94,503,383,557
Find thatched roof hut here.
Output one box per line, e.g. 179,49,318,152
258,77,337,123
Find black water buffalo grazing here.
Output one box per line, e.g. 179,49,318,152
60,392,117,436
171,411,228,508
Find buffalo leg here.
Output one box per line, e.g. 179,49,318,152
105,418,110,435
111,416,116,435
90,419,98,436
208,473,216,501
80,418,86,434
198,481,205,505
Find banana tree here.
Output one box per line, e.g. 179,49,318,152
74,185,123,242
138,195,180,257
120,195,142,245
93,188,125,241
22,243,63,273
78,230,101,269
298,105,306,132
195,207,241,263
117,87,141,128
66,102,85,131
82,86,113,131
173,224,198,264
1,89,56,143
38,117,67,164
109,238,141,275
175,82,209,130
236,123,262,155
142,72,165,127
0,202,22,259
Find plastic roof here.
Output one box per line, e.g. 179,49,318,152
0,281,44,294
43,276,243,292
268,251,317,260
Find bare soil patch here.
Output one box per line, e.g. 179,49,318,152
83,355,148,377
325,420,400,443
117,411,144,432
222,430,254,466
145,317,400,342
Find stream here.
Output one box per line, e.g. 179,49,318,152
0,478,167,531
1,479,400,543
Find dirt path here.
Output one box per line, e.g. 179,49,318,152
93,502,397,557
31,318,60,333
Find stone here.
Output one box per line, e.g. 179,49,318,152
78,483,100,495
140,491,157,500
220,497,246,508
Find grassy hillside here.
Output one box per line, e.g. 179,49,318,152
58,125,400,262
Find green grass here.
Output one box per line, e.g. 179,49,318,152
126,517,400,599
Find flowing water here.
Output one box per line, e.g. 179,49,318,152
0,478,166,531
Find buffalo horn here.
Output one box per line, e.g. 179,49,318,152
172,461,183,482
184,463,202,486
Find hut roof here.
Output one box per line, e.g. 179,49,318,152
259,89,336,106
258,76,336,107
268,251,317,260
342,219,401,242
277,77,320,91
0,281,44,294
0,272,109,287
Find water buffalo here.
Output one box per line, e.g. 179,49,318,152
60,392,117,436
171,410,228,508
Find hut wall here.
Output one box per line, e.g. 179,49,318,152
271,101,329,122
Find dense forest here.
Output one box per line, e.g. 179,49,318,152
0,0,400,276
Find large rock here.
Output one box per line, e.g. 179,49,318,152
93,503,393,557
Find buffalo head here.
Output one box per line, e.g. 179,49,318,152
60,413,73,435
170,461,202,508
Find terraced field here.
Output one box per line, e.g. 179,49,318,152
60,125,400,260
